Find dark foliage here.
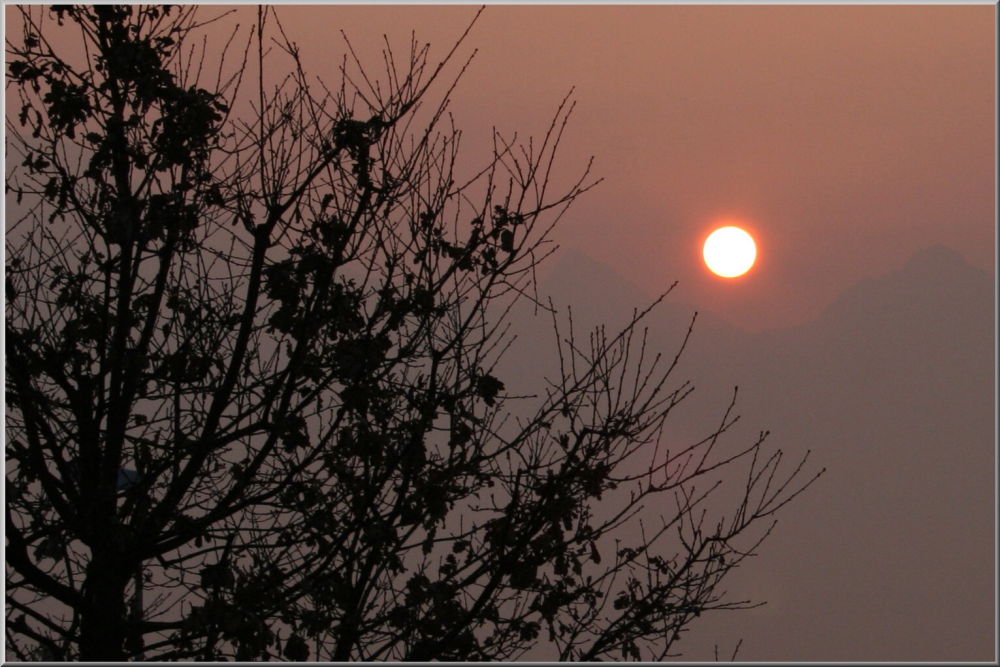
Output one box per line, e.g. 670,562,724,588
5,6,823,661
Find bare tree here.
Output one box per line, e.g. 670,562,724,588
5,5,823,661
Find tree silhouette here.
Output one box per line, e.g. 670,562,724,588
5,5,823,661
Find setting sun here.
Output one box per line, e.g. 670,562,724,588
703,226,757,278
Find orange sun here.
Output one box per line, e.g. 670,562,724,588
703,226,757,278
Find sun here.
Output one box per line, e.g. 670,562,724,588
703,226,757,278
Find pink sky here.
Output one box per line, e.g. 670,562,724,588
3,4,993,661
275,4,995,331
268,10,995,659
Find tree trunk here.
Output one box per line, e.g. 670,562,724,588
79,551,130,661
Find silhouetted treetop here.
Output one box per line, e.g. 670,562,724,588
5,5,822,661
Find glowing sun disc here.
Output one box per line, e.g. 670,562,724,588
703,226,757,278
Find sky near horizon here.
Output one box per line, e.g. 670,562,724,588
272,4,995,332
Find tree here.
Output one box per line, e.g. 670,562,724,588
5,5,823,661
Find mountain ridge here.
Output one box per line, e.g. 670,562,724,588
506,241,994,661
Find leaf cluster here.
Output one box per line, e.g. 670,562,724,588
5,6,822,662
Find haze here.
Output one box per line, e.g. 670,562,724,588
216,4,998,660
278,5,993,660
276,4,995,332
5,3,994,662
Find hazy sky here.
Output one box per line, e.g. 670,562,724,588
4,4,993,662
274,4,995,331
267,5,996,660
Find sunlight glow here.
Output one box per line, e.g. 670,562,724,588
703,226,757,278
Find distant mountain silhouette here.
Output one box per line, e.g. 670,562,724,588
530,248,736,366
813,243,991,338
541,247,652,310
501,243,994,661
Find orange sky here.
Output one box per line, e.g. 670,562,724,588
272,4,995,331
3,6,993,661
